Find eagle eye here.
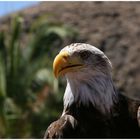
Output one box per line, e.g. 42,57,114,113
79,51,91,60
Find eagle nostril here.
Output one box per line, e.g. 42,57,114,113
63,55,68,61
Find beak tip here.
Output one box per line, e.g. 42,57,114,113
54,70,59,78
54,71,58,79
55,75,58,79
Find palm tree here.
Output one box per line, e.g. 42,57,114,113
0,16,78,138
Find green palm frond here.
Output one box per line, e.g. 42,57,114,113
0,15,78,138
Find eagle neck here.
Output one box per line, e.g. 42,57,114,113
63,74,118,115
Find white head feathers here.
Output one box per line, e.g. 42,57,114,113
61,43,117,114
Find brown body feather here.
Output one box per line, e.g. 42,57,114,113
44,93,140,138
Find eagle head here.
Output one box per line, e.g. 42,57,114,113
53,43,117,114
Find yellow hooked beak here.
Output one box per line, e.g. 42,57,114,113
53,51,84,78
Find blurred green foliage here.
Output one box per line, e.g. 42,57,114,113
0,16,78,138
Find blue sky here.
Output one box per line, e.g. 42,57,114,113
0,1,39,17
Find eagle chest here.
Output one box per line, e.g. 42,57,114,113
66,103,111,138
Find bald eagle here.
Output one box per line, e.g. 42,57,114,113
44,43,140,138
